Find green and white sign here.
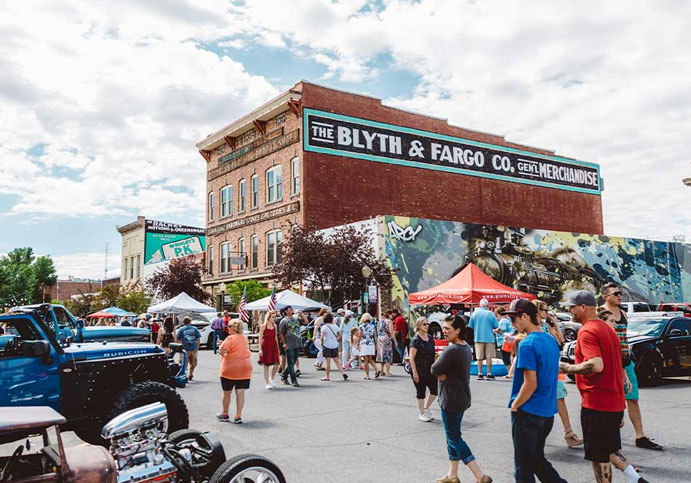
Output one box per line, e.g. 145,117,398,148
145,220,206,266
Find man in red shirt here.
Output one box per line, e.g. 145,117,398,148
560,291,646,483
392,309,408,364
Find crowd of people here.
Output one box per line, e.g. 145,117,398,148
169,282,661,483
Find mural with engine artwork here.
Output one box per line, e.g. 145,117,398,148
381,215,691,310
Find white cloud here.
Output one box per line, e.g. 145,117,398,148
51,251,122,280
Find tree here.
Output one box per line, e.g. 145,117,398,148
145,256,211,304
273,224,391,307
99,284,121,308
117,288,152,314
32,256,58,303
224,279,271,308
0,247,58,306
64,291,101,318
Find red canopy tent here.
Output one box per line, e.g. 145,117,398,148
87,310,116,318
408,263,536,306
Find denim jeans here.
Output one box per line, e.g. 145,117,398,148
212,329,224,353
511,410,567,483
396,339,406,363
440,409,475,464
342,340,353,367
282,348,300,383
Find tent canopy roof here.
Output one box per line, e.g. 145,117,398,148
408,263,536,306
101,307,136,316
147,292,216,314
87,310,115,318
244,290,331,312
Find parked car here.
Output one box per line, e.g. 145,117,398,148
9,303,150,343
0,308,189,445
555,312,582,342
182,312,243,350
619,302,653,316
560,315,691,386
656,303,691,317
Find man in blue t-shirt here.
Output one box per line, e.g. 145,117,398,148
506,299,565,483
468,299,498,380
176,317,201,381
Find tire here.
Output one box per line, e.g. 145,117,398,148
403,361,411,374
637,353,663,387
210,454,286,483
205,332,214,350
428,323,443,340
563,329,577,342
303,340,318,358
169,429,226,478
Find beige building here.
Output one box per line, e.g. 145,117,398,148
117,216,145,285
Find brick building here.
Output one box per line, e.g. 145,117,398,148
197,81,603,296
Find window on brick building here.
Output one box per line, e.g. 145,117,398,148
130,256,134,279
250,235,258,270
136,254,140,279
291,157,300,194
207,245,214,275
266,230,282,266
239,179,246,212
220,242,231,273
266,165,282,203
220,185,233,217
238,238,246,269
251,175,258,208
208,192,215,221
123,258,128,281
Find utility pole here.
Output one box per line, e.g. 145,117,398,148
104,242,109,288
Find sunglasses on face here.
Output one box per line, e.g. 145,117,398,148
420,322,429,326
608,292,622,297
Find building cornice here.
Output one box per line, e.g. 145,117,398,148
116,217,146,235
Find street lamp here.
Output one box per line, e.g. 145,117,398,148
361,265,372,279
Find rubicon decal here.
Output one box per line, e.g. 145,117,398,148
304,109,601,195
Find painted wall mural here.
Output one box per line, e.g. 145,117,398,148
380,215,691,311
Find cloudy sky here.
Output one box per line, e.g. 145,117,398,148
1,0,689,279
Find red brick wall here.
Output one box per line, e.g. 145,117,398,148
299,82,603,234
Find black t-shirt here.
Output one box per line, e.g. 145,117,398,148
411,334,436,375
431,343,472,412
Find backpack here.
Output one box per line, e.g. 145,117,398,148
161,331,174,347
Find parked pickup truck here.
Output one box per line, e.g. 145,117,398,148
10,303,150,343
0,308,188,446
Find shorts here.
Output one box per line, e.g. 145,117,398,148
220,377,250,391
412,372,438,399
624,360,639,400
580,407,623,462
323,347,339,358
556,380,568,400
186,350,198,368
474,342,496,360
360,344,376,356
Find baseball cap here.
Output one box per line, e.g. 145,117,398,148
561,290,597,307
337,308,345,314
344,310,353,317
503,298,538,317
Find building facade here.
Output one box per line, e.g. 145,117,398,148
197,81,604,296
117,216,146,285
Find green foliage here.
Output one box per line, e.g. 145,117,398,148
0,247,58,307
100,284,121,307
62,282,151,318
117,288,152,314
224,280,271,308
145,257,211,304
64,292,102,318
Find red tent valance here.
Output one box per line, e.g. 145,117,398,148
408,263,536,305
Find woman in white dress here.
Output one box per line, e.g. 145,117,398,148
358,313,379,379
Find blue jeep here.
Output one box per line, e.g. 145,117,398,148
0,309,189,445
10,303,150,343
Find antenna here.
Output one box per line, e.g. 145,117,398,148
104,242,109,281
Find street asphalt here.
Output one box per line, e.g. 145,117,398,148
178,350,691,483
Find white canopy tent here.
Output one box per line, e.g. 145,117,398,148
147,292,216,314
243,290,331,312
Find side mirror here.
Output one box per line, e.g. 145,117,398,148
32,340,51,357
76,319,85,329
669,328,684,337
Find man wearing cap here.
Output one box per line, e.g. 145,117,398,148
468,299,499,380
601,283,662,451
506,299,566,483
559,290,647,483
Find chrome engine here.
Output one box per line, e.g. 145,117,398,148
102,403,226,483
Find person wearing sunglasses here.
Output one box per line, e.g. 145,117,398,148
409,317,438,422
601,283,663,451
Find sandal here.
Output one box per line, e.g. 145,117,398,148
375,371,381,379
564,430,584,448
321,377,330,381
364,376,371,380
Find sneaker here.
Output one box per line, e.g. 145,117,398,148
216,413,229,421
479,476,493,483
424,408,435,421
418,413,432,422
265,384,272,389
270,379,276,388
636,437,663,451
477,374,485,381
188,375,194,381
292,381,300,387
295,370,302,377
233,417,242,424
435,476,459,483
281,377,290,385
343,373,348,381
486,374,495,380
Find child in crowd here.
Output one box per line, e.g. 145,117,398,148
348,326,362,369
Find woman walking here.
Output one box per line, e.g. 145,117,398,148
376,310,395,376
431,315,492,483
217,319,252,424
494,307,514,372
320,313,348,381
359,313,379,379
258,312,280,389
312,308,328,370
157,317,176,354
409,316,438,422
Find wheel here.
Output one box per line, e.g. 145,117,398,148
210,454,286,483
403,361,411,374
636,353,663,387
428,323,443,340
206,332,214,350
169,429,226,478
563,328,577,342
303,340,318,358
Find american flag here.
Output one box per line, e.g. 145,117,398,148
267,286,277,313
238,287,249,323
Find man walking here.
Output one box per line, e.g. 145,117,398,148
469,299,498,380
560,291,647,483
176,316,201,381
339,310,357,369
392,309,409,363
506,298,566,483
601,283,663,451
279,305,303,387
211,312,226,354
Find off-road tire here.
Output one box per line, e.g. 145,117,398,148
209,454,286,483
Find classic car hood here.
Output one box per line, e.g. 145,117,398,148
78,325,150,342
62,341,163,362
627,334,657,346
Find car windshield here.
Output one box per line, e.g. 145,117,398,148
627,319,666,338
